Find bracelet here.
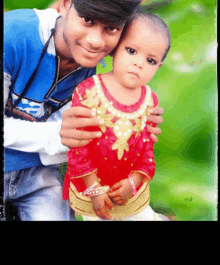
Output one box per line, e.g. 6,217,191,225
83,178,101,196
128,175,137,196
87,186,110,197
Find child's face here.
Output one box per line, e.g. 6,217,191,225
112,19,168,89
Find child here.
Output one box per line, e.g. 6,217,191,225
63,11,171,220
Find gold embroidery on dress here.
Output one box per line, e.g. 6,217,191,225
69,182,150,218
79,75,154,160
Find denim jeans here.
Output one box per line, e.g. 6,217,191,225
3,164,75,221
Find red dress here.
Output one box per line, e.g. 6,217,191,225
63,74,158,201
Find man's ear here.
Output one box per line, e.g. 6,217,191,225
60,0,72,18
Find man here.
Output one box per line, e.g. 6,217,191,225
3,0,163,221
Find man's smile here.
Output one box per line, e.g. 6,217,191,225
79,44,103,58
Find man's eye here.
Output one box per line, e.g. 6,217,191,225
126,48,136,55
147,58,157,65
82,17,93,24
107,26,118,32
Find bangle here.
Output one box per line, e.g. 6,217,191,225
83,178,101,196
87,186,110,197
128,175,137,196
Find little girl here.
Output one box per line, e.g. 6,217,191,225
63,11,171,220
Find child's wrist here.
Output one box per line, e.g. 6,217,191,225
129,173,144,188
82,177,101,196
128,175,138,196
87,185,109,197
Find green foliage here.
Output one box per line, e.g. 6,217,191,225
4,0,217,220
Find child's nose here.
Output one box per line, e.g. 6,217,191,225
133,56,144,68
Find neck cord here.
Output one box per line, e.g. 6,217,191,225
11,28,56,111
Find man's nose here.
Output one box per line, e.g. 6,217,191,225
86,26,105,50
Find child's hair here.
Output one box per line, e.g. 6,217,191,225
120,11,171,61
71,0,142,27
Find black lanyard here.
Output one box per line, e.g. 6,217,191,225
11,28,56,111
10,27,91,117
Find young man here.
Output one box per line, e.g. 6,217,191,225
3,0,163,221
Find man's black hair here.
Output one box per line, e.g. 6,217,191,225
71,0,142,27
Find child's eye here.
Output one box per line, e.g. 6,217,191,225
82,17,93,24
147,58,157,65
126,48,136,55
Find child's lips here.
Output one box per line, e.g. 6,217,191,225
128,72,139,78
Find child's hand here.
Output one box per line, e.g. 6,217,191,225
108,179,133,205
90,193,114,220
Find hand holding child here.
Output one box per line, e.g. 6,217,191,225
60,106,163,148
60,106,104,148
147,106,164,143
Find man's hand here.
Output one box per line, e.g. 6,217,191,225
60,106,105,148
147,106,164,143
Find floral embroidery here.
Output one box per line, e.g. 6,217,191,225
80,75,154,160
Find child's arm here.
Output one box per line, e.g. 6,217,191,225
83,172,114,220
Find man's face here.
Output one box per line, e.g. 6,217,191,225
60,3,124,68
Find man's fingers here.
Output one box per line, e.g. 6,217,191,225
147,125,161,136
150,133,158,143
147,115,163,124
62,106,96,118
60,128,102,140
60,138,92,148
61,117,104,129
149,106,164,116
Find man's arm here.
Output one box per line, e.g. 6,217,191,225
4,71,69,156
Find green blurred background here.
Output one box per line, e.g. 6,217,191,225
4,0,217,220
